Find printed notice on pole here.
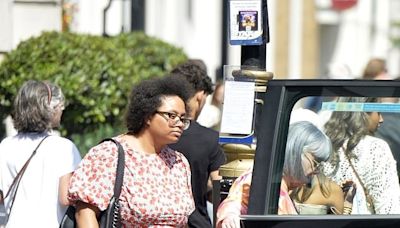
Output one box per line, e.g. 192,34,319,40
229,0,263,45
220,81,255,135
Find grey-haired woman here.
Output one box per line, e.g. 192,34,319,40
0,80,81,227
216,121,340,228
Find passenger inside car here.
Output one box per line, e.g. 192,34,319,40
216,121,354,228
322,97,400,214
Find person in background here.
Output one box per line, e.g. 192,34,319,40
362,58,389,80
216,121,347,228
197,82,224,131
362,58,400,176
68,76,195,227
323,97,400,214
375,96,400,176
169,61,226,228
0,80,81,227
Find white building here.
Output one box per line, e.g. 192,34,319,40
1,0,399,81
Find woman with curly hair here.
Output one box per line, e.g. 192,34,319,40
68,75,196,227
323,97,400,214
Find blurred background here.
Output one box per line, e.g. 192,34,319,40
1,0,400,82
1,0,400,224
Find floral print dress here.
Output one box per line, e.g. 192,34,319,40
68,136,195,227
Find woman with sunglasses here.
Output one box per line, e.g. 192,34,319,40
68,76,195,227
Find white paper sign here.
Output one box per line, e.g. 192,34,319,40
220,81,255,135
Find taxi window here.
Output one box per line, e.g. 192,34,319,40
283,96,400,215
246,80,400,227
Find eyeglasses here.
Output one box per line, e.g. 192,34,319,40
155,111,191,130
304,153,322,171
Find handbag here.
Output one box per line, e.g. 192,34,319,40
3,135,50,224
59,138,125,228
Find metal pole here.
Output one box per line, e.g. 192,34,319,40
240,0,269,69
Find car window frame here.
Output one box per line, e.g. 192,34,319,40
248,79,400,222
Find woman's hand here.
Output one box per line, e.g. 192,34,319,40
341,180,356,214
220,214,241,228
342,180,357,203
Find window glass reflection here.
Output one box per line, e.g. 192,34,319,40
285,96,400,215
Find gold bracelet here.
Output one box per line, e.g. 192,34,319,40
343,206,352,215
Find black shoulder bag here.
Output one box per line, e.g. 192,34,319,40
3,135,49,224
60,138,125,228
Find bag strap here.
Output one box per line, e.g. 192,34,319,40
344,152,376,213
99,138,125,198
4,135,50,216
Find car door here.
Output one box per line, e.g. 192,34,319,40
245,79,400,228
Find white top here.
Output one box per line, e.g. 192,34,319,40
323,135,400,214
0,132,81,227
197,104,221,129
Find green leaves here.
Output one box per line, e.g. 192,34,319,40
0,31,187,138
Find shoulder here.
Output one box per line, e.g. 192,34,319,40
165,146,191,167
0,136,13,149
43,135,80,154
80,139,120,163
191,121,219,136
357,135,392,157
361,135,389,148
47,135,76,147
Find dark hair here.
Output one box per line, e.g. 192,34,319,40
171,61,213,95
362,58,387,79
12,80,64,133
324,97,378,167
125,76,193,134
185,59,208,72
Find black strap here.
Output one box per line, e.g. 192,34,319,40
99,138,125,199
4,135,50,216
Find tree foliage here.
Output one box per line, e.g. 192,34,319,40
0,31,187,138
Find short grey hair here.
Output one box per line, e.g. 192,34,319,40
12,80,65,133
283,121,332,184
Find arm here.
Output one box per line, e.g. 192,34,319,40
210,170,222,181
75,201,101,228
208,143,226,192
327,180,345,214
59,172,73,206
0,190,3,204
208,170,222,192
216,169,252,228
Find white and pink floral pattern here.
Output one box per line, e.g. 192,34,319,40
68,136,195,227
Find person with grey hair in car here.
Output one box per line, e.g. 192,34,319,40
216,121,352,228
